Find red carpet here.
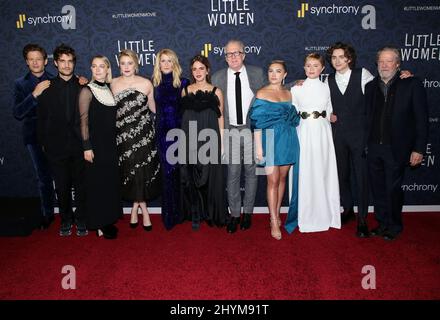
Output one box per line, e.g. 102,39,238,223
0,213,439,300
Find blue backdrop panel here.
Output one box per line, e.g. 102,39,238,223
0,0,438,208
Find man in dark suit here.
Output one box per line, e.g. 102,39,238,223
13,44,55,229
365,46,428,241
37,44,87,237
326,42,374,238
211,39,265,233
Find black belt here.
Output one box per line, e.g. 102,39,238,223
299,111,327,119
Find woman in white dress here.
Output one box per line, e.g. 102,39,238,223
291,53,341,232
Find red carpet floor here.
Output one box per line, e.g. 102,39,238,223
0,213,439,300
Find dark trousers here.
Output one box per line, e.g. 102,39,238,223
367,144,405,234
49,155,86,225
26,143,55,218
333,131,369,219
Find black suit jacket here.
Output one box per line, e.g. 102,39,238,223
365,76,428,165
37,75,82,161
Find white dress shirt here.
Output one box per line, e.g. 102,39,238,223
326,68,374,94
227,66,254,126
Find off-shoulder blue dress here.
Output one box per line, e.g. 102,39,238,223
250,98,300,233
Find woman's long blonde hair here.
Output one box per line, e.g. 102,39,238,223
152,48,182,88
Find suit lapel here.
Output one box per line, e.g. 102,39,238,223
221,69,229,127
247,66,258,94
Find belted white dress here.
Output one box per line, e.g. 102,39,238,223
291,77,341,232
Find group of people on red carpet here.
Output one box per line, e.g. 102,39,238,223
13,39,428,241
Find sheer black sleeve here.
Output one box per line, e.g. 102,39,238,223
79,86,93,150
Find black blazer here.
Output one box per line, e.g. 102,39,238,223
365,76,428,165
37,75,82,161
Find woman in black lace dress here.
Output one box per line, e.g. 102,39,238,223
180,55,227,230
79,55,122,239
111,49,160,231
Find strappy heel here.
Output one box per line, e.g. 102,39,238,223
270,217,282,240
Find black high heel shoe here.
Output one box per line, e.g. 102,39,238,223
129,221,139,229
96,225,118,239
143,224,152,232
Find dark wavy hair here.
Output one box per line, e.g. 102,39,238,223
269,59,287,73
53,43,76,63
190,54,211,83
326,42,356,69
23,43,47,60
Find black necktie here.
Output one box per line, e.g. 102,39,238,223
234,71,243,125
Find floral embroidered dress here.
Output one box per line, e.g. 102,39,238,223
115,89,161,201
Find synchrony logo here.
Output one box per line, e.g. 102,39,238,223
201,43,212,57
16,5,76,30
423,78,440,89
199,43,262,58
16,14,26,28
211,44,261,57
401,183,438,193
297,3,309,18
296,2,376,29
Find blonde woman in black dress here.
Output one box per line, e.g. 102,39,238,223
79,55,122,239
111,49,160,231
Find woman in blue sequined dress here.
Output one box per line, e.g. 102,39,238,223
250,60,300,240
153,49,190,230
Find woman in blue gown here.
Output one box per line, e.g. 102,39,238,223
250,60,300,240
153,49,190,230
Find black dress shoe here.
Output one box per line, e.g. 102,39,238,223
206,220,214,227
76,223,89,237
382,231,397,241
227,217,240,234
370,226,387,237
341,208,355,225
96,229,117,239
99,224,118,239
356,223,370,238
192,221,200,231
240,214,252,230
40,215,54,230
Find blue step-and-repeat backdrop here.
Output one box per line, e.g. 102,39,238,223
0,0,438,210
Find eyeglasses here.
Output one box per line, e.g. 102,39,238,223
225,51,243,58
